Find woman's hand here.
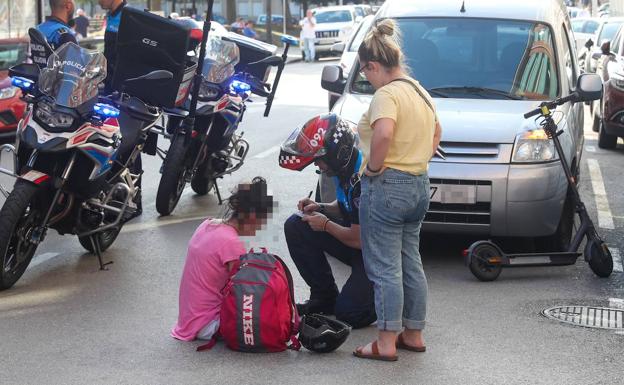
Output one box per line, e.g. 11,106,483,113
302,212,330,232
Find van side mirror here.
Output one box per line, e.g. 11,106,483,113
601,40,612,55
574,73,603,102
585,38,594,49
321,65,346,95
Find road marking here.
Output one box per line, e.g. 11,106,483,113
586,159,615,229
29,252,60,268
609,298,624,310
611,248,623,273
252,145,280,159
585,145,596,153
122,215,207,233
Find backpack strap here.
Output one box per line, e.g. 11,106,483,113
270,253,302,351
390,78,435,114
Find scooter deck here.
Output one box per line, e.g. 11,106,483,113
503,251,581,267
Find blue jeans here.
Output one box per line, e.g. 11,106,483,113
302,37,316,62
360,168,430,331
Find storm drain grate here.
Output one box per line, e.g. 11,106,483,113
542,306,624,330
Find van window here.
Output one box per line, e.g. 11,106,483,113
352,18,559,100
561,25,578,90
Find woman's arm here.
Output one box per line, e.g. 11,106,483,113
367,117,395,172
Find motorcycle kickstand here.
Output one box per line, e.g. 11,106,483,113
89,235,113,271
214,180,223,205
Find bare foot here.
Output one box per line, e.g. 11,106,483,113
400,329,425,348
356,340,397,357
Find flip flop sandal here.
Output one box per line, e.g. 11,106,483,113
353,341,398,362
396,333,426,352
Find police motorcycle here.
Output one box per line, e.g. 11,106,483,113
0,34,168,290
152,27,298,216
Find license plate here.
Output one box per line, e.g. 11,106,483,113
430,184,477,204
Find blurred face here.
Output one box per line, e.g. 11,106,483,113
307,10,313,18
359,60,384,90
98,0,118,10
237,212,267,236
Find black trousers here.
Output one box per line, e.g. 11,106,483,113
284,214,376,328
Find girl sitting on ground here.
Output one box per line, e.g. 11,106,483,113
171,177,273,341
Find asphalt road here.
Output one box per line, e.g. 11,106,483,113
1,60,623,385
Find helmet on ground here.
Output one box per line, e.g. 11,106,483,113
299,313,352,353
279,113,357,173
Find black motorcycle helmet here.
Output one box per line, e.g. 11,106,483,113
299,313,352,353
279,113,357,175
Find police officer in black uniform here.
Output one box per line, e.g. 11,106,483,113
34,0,77,67
99,0,144,218
279,114,376,329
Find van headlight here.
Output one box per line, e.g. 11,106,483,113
512,129,557,163
35,102,74,129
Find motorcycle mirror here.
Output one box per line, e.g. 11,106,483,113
281,35,299,47
9,63,40,83
249,55,283,67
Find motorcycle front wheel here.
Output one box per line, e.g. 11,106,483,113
0,180,42,290
156,136,189,216
190,160,215,196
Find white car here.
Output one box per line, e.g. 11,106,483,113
310,5,360,59
571,17,601,51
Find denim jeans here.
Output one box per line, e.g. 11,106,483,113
360,168,430,331
302,37,316,62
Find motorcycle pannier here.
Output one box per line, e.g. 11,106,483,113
113,7,197,108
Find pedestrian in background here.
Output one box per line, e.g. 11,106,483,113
353,19,442,362
74,8,90,38
231,17,245,33
299,9,317,62
243,20,257,39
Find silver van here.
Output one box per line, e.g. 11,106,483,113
321,0,585,250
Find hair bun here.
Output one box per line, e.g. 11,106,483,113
372,19,395,38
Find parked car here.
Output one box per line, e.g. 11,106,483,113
593,27,624,148
599,3,610,18
256,14,297,26
353,4,374,19
311,6,359,59
321,0,587,250
326,14,375,109
582,17,624,75
571,17,600,51
0,38,28,140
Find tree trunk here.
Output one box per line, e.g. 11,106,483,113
172,0,176,12
266,0,273,44
226,0,237,23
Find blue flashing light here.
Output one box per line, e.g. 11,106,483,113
230,80,251,94
93,103,120,118
11,76,34,90
281,35,299,46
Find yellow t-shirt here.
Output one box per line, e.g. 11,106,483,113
357,77,437,176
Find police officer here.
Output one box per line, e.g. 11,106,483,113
35,0,77,66
99,0,144,219
98,0,126,94
279,114,376,329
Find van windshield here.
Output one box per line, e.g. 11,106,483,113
352,18,560,100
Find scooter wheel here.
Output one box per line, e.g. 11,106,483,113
586,240,613,278
469,243,503,282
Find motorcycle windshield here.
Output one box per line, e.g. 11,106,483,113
38,43,107,108
202,37,239,84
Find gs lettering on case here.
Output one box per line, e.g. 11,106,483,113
141,38,158,47
242,294,254,345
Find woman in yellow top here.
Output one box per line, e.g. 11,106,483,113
353,19,442,362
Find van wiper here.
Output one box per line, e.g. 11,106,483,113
428,86,524,100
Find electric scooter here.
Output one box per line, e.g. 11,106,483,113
464,73,614,281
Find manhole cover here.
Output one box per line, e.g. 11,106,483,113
542,306,624,330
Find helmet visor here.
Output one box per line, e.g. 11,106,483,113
281,116,330,158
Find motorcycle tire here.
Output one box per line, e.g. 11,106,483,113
0,180,41,290
598,118,617,149
77,227,121,254
586,239,613,278
468,243,503,282
190,161,214,196
156,137,188,216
